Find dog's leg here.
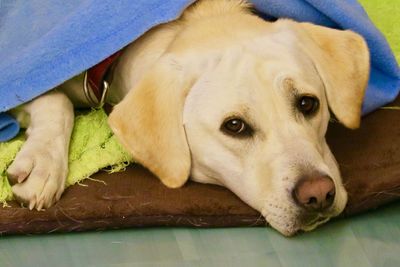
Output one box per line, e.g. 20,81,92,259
7,91,74,210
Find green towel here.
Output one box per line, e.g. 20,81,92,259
0,0,398,203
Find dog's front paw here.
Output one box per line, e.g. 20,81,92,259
7,140,67,210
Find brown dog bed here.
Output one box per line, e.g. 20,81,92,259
0,96,399,235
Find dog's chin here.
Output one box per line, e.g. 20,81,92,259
263,209,340,236
266,216,330,237
299,216,331,232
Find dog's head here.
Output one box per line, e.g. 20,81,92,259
108,5,369,236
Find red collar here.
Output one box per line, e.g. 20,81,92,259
84,51,122,106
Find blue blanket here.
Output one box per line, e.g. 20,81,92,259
1,0,399,142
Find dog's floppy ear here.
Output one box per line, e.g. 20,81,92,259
296,22,370,129
108,56,193,188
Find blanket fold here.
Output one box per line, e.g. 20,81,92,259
0,0,399,141
0,114,19,142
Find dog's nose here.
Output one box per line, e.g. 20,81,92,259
293,175,335,212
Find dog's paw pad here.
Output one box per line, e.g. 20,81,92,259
6,156,34,185
12,172,64,211
8,143,67,210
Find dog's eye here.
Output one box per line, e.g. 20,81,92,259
297,95,319,116
221,118,252,137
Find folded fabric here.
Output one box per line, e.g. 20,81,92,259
0,113,19,142
0,0,399,141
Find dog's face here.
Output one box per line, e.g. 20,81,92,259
182,42,347,235
109,9,369,236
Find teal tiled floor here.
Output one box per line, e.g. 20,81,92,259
1,202,400,267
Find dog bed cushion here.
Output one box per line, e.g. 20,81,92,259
1,95,400,235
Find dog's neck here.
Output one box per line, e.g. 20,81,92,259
103,46,143,106
84,51,122,107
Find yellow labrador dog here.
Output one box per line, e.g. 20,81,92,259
7,0,369,236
